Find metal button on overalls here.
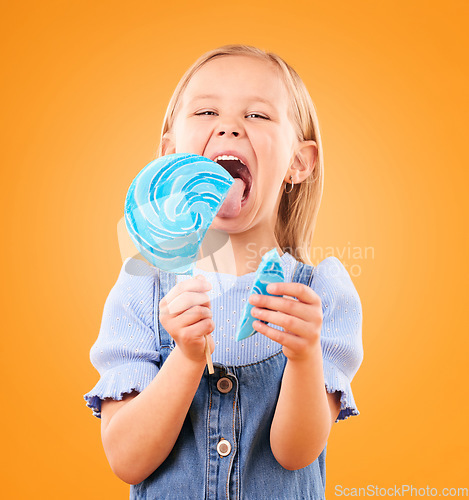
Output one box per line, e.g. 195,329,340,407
217,377,233,393
217,439,231,457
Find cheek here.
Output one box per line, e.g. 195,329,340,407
174,121,211,153
251,131,274,158
254,131,291,169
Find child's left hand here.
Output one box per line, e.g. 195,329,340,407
249,282,323,362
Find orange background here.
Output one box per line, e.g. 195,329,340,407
2,0,468,498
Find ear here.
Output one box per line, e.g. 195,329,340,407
160,132,176,156
287,140,318,184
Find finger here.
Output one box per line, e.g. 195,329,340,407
178,305,213,327
249,293,321,323
251,307,308,335
266,282,320,306
166,291,212,315
253,321,304,351
183,317,215,339
163,275,211,306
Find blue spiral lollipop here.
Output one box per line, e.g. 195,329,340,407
124,153,234,274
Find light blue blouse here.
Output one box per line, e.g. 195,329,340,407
84,253,364,499
85,252,363,421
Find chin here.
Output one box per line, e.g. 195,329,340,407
211,218,245,232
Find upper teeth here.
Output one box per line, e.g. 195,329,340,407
214,154,246,166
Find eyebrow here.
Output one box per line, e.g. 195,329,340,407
188,94,274,106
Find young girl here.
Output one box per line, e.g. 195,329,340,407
84,44,363,499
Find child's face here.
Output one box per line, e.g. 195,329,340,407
164,55,302,231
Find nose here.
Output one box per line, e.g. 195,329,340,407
218,129,239,137
215,115,242,138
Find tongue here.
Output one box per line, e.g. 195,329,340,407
217,178,246,218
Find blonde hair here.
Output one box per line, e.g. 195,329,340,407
155,44,324,266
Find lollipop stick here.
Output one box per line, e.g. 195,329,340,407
196,249,214,375
204,336,214,374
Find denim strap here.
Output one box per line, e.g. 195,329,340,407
291,259,315,287
154,268,176,364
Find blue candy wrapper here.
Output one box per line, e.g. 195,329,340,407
235,248,285,341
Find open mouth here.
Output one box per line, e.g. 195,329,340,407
213,155,252,203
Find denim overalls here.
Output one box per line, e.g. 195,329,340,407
130,260,327,500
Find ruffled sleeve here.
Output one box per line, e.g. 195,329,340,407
83,258,160,418
311,256,364,422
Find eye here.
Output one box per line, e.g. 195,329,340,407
195,110,217,116
246,113,269,120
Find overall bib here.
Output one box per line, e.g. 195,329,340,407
131,260,327,500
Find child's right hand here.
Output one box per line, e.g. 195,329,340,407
159,275,215,364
